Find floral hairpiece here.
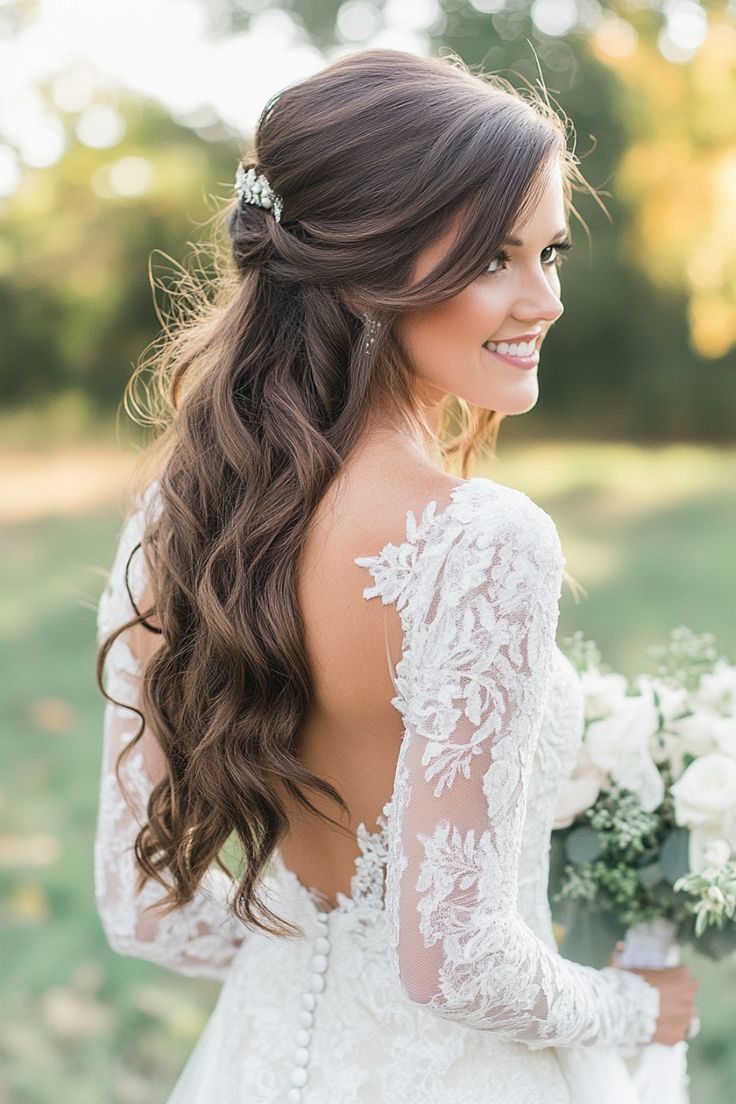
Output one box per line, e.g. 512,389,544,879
234,163,283,222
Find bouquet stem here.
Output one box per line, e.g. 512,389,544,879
617,918,690,1104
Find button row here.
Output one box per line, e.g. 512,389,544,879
287,910,331,1103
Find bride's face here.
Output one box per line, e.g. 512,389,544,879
395,161,568,419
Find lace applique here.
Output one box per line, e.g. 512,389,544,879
95,475,660,1054
354,477,661,1050
274,805,392,920
334,804,391,913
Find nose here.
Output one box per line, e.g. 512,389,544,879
513,269,564,326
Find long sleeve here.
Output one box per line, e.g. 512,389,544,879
94,485,247,980
372,483,661,1048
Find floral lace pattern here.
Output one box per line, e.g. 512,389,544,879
95,475,661,1104
354,477,660,1049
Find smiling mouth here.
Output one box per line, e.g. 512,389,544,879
482,337,539,357
482,339,540,370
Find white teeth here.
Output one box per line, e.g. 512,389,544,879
484,338,536,357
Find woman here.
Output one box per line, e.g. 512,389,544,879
95,48,698,1103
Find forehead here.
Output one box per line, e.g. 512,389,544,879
512,164,567,238
412,162,567,279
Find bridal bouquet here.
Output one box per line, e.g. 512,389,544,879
551,625,736,960
550,627,736,1103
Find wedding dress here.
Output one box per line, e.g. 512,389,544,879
95,475,662,1103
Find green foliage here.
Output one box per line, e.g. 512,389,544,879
660,826,692,885
0,96,240,409
645,625,724,688
3,6,736,438
565,825,603,863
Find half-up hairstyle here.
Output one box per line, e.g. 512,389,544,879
97,48,592,939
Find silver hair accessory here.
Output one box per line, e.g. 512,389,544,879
363,313,382,353
235,164,283,222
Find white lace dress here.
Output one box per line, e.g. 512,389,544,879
95,476,661,1103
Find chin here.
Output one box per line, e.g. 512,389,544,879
495,389,539,417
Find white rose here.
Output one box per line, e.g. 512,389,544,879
666,711,719,758
553,748,607,829
649,729,689,777
615,753,665,813
580,667,629,721
694,663,736,716
635,674,689,726
703,838,732,870
688,829,734,875
585,690,664,812
671,753,736,845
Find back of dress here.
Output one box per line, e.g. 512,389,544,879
95,475,660,1104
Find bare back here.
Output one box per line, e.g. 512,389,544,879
277,436,464,908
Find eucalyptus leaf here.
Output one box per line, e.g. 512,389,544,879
565,826,603,864
638,862,664,890
555,900,625,968
660,828,691,885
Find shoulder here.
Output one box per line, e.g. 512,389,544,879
400,474,564,573
450,477,563,563
353,473,564,611
419,477,565,608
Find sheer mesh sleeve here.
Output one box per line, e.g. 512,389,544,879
94,485,247,980
374,487,661,1048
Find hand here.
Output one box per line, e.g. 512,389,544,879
609,948,700,1046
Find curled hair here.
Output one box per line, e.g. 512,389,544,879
97,48,594,939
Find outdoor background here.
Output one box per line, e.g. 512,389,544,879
1,0,735,1101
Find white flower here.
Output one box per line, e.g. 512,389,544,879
579,667,629,721
553,748,607,829
713,716,736,758
585,689,664,812
671,753,736,846
703,838,732,871
694,662,736,716
688,828,732,875
687,829,736,876
666,711,719,758
635,674,689,725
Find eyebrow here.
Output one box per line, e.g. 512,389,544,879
504,228,569,246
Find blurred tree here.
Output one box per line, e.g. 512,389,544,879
593,8,736,359
0,94,240,408
1,0,734,439
194,0,736,440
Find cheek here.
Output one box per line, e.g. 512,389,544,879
402,285,501,357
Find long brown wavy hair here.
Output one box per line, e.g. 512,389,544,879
97,48,594,940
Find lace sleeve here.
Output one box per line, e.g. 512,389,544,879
377,489,661,1048
94,486,247,980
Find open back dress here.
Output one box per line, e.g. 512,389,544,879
94,475,661,1103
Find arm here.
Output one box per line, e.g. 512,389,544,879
383,496,660,1048
94,486,246,980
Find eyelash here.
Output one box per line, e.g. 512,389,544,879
486,239,573,274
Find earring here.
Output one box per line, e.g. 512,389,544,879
362,313,382,353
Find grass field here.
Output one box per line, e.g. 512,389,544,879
1,439,735,1103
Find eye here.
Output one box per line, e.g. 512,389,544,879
486,249,510,275
542,240,573,267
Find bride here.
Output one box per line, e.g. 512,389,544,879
95,48,698,1103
